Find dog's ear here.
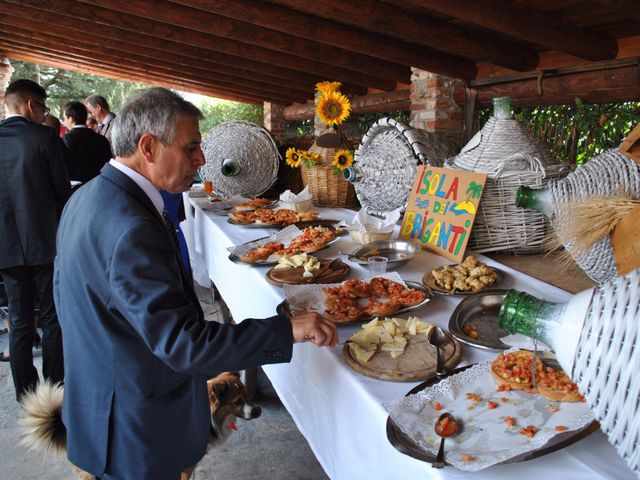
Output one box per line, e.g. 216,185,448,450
212,381,229,402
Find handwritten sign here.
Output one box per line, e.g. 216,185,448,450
399,166,487,262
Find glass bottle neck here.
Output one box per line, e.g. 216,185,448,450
342,166,360,183
515,186,553,217
499,290,565,349
221,159,240,177
492,96,512,119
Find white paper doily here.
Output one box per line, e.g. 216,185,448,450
384,353,594,471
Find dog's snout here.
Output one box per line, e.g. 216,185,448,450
250,406,261,419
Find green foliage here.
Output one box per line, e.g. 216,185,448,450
287,110,410,138
477,100,639,165
198,101,263,137
9,60,148,118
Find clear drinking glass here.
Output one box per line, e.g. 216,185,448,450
367,256,388,275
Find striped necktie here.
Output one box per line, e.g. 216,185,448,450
162,209,180,251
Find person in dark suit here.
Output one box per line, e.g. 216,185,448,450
0,79,70,401
84,94,116,149
61,101,112,185
54,87,337,479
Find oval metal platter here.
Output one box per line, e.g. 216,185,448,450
386,365,600,467
276,281,432,325
448,289,513,351
228,236,340,266
344,240,419,269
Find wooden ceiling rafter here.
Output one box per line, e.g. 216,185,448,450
172,0,477,80
263,0,537,71
0,30,305,104
0,5,360,95
73,0,410,83
408,0,619,61
0,15,314,102
4,0,395,91
1,47,263,104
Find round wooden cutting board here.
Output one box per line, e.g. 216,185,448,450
266,259,350,286
342,332,462,382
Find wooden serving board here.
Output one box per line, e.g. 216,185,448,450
342,332,462,382
266,259,350,286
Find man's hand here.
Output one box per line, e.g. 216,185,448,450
290,312,338,347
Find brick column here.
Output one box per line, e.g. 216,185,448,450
263,102,288,143
0,56,14,120
409,67,464,146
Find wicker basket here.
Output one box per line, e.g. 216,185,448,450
468,155,568,253
446,115,568,253
351,117,458,215
300,136,359,208
301,163,358,207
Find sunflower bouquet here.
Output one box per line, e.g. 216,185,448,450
286,147,353,175
285,148,321,169
315,81,351,130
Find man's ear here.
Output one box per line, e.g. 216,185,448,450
139,133,156,163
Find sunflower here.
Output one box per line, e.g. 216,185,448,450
285,147,302,168
316,91,351,128
315,81,342,94
332,149,353,171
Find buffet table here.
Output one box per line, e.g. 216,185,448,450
182,194,633,480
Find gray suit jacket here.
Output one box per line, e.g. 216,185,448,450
54,163,294,479
100,112,116,146
0,116,71,269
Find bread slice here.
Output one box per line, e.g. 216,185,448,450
491,350,542,390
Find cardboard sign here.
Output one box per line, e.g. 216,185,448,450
399,166,487,262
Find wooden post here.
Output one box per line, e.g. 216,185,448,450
0,56,14,119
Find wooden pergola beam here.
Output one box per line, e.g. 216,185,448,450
265,0,537,72
282,90,410,122
410,0,618,62
4,0,396,91
0,29,306,104
174,0,477,80
0,6,355,96
471,63,640,106
72,0,409,84
1,46,262,104
0,14,313,100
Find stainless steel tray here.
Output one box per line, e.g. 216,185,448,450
386,365,600,468
343,240,418,269
227,218,340,230
448,289,513,351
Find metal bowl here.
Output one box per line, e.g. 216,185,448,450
344,240,419,270
448,289,511,351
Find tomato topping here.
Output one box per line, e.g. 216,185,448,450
487,400,498,410
555,425,568,432
434,402,443,411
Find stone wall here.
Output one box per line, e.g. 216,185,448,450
263,102,288,143
409,67,464,146
0,56,14,120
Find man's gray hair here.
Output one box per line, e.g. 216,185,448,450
111,88,203,158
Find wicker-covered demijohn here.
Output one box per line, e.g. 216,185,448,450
445,104,568,253
199,121,280,198
347,117,458,216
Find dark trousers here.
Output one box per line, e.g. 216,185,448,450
0,264,64,401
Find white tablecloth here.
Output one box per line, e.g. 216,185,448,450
184,193,633,480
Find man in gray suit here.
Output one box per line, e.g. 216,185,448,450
0,79,70,401
55,88,337,479
85,94,116,149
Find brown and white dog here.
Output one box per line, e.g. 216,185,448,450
19,372,261,480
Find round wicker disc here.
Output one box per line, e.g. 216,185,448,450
352,118,457,215
199,121,280,198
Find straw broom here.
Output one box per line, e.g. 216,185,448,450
545,194,640,274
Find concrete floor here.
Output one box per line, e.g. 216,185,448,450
0,285,329,480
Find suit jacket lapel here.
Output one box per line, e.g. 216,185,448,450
100,164,198,300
